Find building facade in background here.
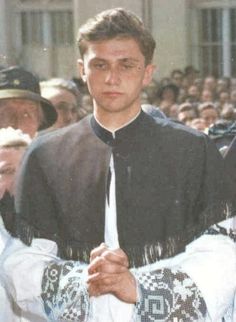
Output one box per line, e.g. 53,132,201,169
0,0,235,80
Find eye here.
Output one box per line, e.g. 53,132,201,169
0,168,15,176
93,62,108,70
121,63,135,70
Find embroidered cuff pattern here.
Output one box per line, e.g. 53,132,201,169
41,260,89,321
133,268,207,322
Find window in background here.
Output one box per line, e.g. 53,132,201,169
200,7,236,77
20,10,73,46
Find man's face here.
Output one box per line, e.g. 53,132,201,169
41,87,77,128
188,85,199,99
0,98,42,138
178,110,196,126
172,72,183,87
78,37,154,117
200,108,218,128
201,90,213,102
0,147,25,198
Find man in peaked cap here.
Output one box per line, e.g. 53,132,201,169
0,66,57,138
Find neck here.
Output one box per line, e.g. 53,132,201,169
94,105,142,132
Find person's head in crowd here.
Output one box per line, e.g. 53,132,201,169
144,79,159,104
189,118,207,132
193,77,203,92
157,83,179,118
171,69,184,88
198,102,219,128
216,77,230,95
184,65,199,86
0,66,57,138
177,102,198,126
158,83,179,103
187,85,200,102
230,78,236,90
201,89,214,103
220,104,236,121
218,91,230,109
168,104,179,119
177,87,188,104
40,78,80,128
203,75,217,93
230,89,236,108
0,127,31,233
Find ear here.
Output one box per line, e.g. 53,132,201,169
142,64,156,87
77,59,86,82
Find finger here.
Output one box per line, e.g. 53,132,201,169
101,249,129,267
90,243,108,261
88,256,105,274
87,271,121,286
88,257,128,275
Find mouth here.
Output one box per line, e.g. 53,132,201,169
102,91,123,98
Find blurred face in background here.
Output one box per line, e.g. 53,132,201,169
178,110,196,126
216,78,228,94
203,76,216,92
219,91,230,105
190,118,207,132
0,99,42,138
188,85,200,100
171,71,183,88
199,107,218,128
41,87,78,128
230,90,236,105
201,89,213,103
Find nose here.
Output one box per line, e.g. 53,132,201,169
105,66,121,85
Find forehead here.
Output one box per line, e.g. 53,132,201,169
41,87,76,103
0,98,40,110
83,37,144,62
201,107,217,115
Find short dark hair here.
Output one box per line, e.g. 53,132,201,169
77,8,156,65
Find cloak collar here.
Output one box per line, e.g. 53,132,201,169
90,110,145,146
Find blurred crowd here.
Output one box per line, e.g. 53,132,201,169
142,67,236,131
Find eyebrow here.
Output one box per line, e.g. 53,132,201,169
90,57,141,63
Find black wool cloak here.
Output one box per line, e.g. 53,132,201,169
16,111,230,267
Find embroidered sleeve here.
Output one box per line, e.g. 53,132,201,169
41,260,89,322
132,268,207,322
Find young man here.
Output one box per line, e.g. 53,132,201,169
2,8,236,321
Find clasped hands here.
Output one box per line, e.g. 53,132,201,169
87,243,137,303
